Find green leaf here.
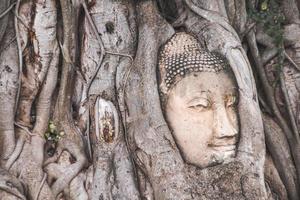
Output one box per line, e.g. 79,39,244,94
261,1,268,11
49,122,56,133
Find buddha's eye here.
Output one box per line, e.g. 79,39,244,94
187,98,211,111
226,95,237,107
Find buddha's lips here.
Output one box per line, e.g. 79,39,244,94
208,139,237,147
211,144,236,152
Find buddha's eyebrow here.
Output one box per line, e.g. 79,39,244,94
226,87,238,93
190,90,210,96
186,90,210,100
199,90,211,94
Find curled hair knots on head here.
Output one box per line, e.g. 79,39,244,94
158,32,229,97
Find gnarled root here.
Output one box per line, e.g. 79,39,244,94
47,138,87,198
0,167,26,200
0,9,18,162
45,150,88,199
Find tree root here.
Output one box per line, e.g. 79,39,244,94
14,0,22,116
34,173,47,200
247,30,300,183
0,185,26,200
284,51,300,71
77,3,105,149
280,72,299,138
82,1,133,95
0,0,11,44
79,1,134,160
45,162,62,183
46,156,88,199
263,113,300,200
0,13,18,161
45,142,87,198
14,122,38,137
5,135,25,170
262,48,278,65
0,167,26,200
2,1,60,199
184,0,240,40
51,149,86,197
0,2,16,19
69,172,88,200
82,2,105,93
46,1,88,197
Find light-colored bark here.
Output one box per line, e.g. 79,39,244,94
80,0,140,199
0,0,299,199
0,12,18,161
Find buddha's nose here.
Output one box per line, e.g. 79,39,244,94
213,105,238,139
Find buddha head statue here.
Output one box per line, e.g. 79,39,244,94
158,32,239,169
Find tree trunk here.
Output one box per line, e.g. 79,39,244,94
0,0,299,199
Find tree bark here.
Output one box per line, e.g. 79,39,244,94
0,0,299,199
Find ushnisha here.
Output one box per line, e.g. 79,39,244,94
158,32,228,93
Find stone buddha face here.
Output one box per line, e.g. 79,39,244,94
165,71,239,168
159,32,239,168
